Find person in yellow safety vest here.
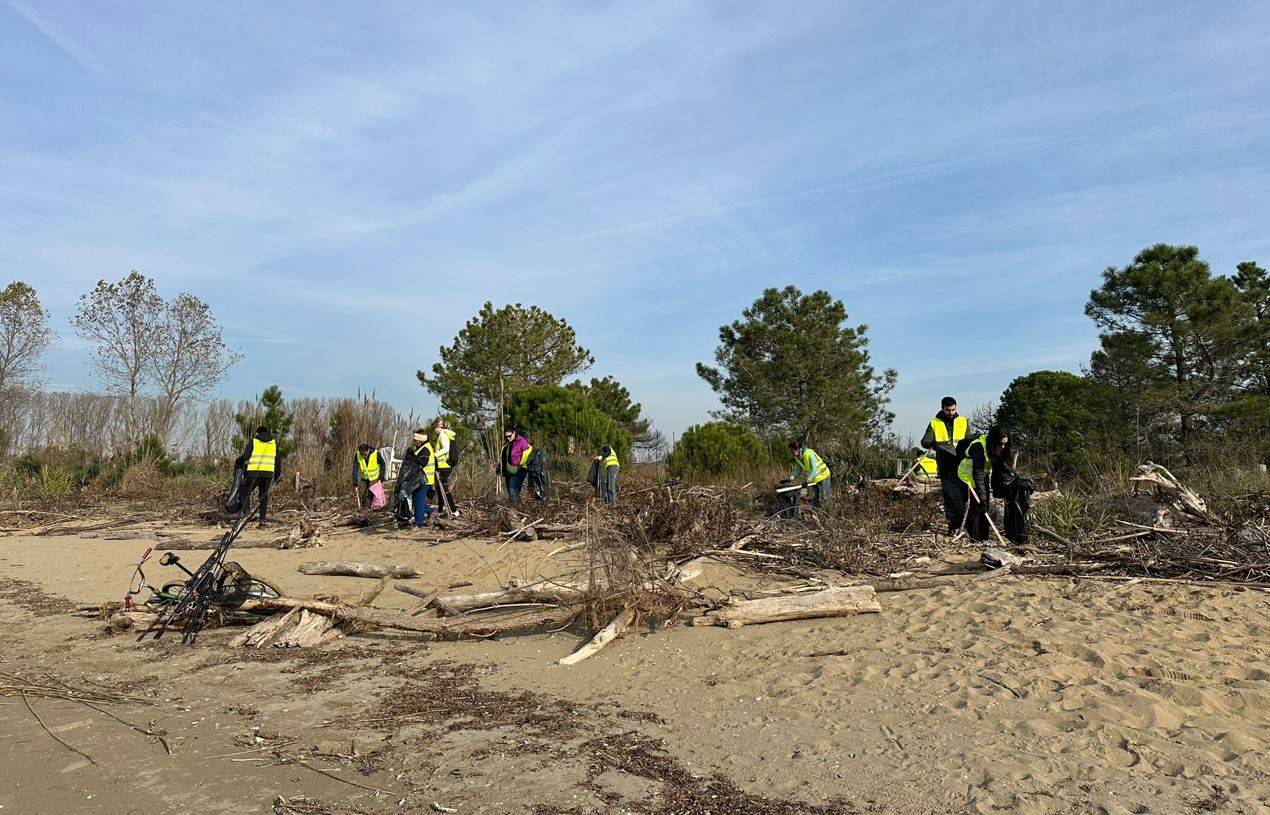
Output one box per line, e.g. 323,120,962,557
593,445,620,504
920,396,971,535
497,426,532,503
432,418,460,518
787,440,831,509
396,429,436,527
957,427,1010,541
234,426,281,527
352,443,384,509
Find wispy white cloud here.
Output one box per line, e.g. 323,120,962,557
2,1,1269,440
2,0,114,78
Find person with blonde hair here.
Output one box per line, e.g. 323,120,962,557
432,417,459,517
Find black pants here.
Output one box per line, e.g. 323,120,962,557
939,471,968,534
244,473,273,521
966,492,991,541
435,466,456,511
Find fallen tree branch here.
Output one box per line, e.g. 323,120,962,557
692,586,880,629
238,597,577,639
298,562,419,579
559,606,635,666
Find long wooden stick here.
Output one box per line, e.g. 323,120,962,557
966,485,1008,547
559,607,634,665
22,694,96,765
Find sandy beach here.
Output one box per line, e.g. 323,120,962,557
2,521,1267,814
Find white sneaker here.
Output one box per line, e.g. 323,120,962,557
451,510,461,518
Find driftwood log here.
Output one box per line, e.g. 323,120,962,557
237,597,575,639
231,608,347,648
559,607,634,666
1130,462,1216,522
298,561,419,579
692,586,880,629
152,537,290,550
431,581,587,614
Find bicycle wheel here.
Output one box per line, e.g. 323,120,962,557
245,575,285,599
157,581,189,603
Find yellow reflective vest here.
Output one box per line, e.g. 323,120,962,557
794,446,830,485
247,438,277,473
602,448,619,470
357,450,381,482
929,415,969,446
957,434,990,488
411,443,437,486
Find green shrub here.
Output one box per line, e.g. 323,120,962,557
506,385,633,464
668,422,767,479
37,465,74,501
15,453,41,478
1031,492,1117,541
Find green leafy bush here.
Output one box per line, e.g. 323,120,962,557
505,385,632,465
668,422,767,479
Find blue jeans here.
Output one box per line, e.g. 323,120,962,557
505,470,527,502
603,466,618,504
412,485,434,526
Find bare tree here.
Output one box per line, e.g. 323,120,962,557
71,272,164,442
0,281,56,393
969,402,998,434
149,293,242,441
200,399,238,459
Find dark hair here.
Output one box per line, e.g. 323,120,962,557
788,440,801,450
255,426,269,437
357,443,373,453
986,426,1009,453
940,396,957,408
414,427,427,435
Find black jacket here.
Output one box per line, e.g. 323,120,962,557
964,439,989,499
235,431,282,481
920,411,963,476
397,442,432,495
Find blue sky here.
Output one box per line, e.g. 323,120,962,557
3,1,1269,443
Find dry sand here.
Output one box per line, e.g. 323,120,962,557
1,518,1268,814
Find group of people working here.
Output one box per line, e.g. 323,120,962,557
234,421,626,531
921,396,1030,543
234,399,1026,540
774,397,1032,544
354,419,461,528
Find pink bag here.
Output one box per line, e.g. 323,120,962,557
368,481,387,510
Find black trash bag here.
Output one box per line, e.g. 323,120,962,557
225,462,247,514
773,479,800,519
586,459,600,488
995,471,1035,544
393,492,414,525
394,470,425,525
528,469,550,501
524,449,549,499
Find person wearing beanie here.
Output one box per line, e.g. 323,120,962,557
352,442,384,509
593,444,620,504
234,425,282,527
920,396,970,535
